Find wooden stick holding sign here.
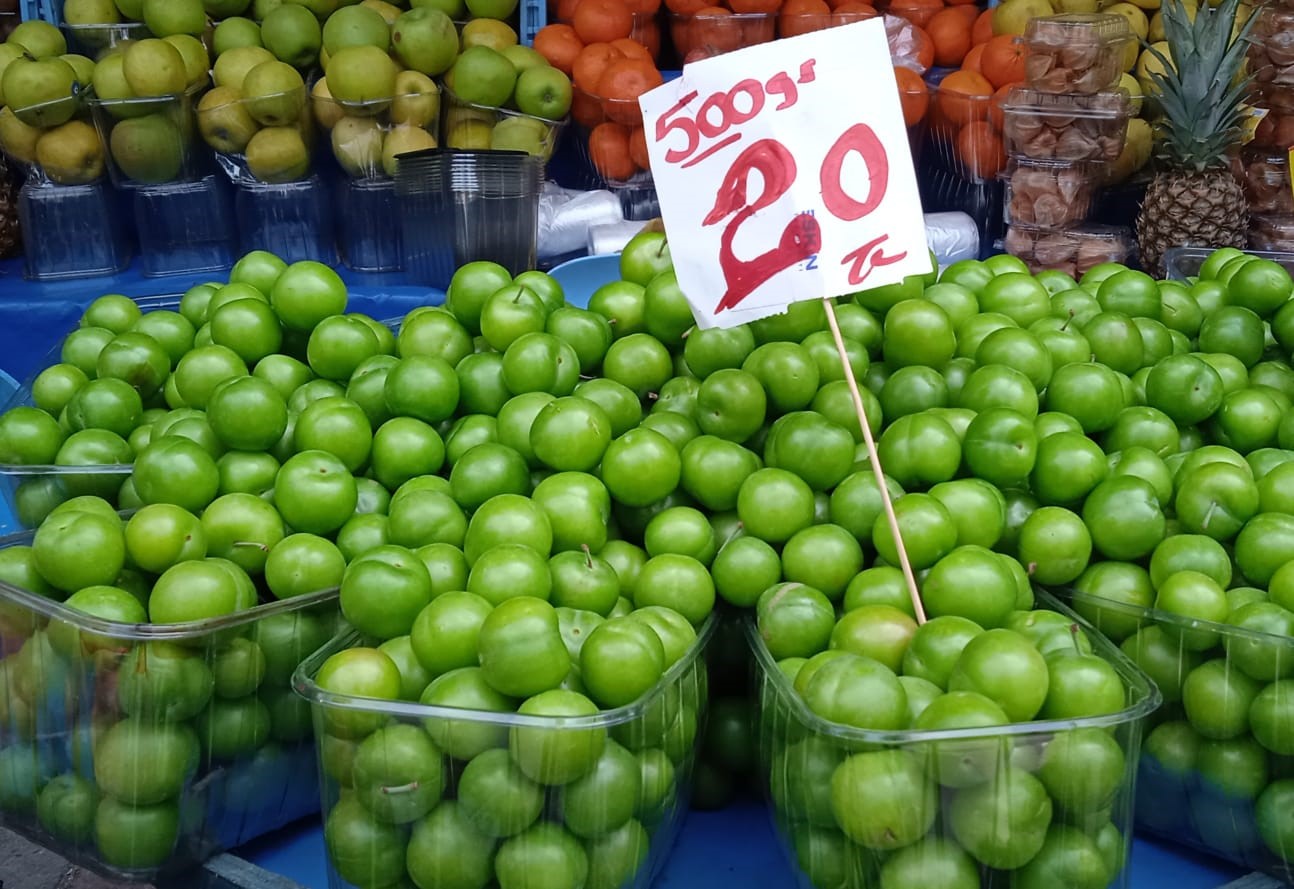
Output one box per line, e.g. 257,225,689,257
637,17,935,622
821,298,926,624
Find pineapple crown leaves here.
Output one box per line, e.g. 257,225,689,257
1143,0,1256,170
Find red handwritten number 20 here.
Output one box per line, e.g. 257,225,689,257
704,123,901,315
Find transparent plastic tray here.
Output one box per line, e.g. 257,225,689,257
1056,589,1294,883
1163,244,1294,281
0,522,340,879
1000,87,1130,162
294,615,715,889
749,590,1160,889
1023,14,1131,94
668,11,775,61
441,85,565,163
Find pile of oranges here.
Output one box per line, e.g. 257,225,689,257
535,1,666,182
535,0,1018,186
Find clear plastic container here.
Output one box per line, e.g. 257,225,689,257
1023,14,1131,95
668,11,775,62
1000,87,1129,162
1239,150,1294,216
776,8,876,39
0,93,106,187
313,92,441,181
1056,589,1294,884
293,616,715,889
132,175,236,277
1248,8,1294,97
59,20,150,58
0,535,339,880
1162,244,1294,280
234,174,336,265
336,177,403,273
1250,215,1294,253
1003,158,1099,228
1251,106,1294,152
749,592,1160,889
198,86,316,186
441,86,565,163
17,178,132,281
1003,223,1133,277
927,89,1007,183
395,149,543,287
88,86,207,189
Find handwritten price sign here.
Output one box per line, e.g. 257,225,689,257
638,20,931,329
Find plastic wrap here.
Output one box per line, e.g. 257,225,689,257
925,210,980,267
538,183,624,259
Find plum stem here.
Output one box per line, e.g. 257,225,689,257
382,782,420,795
233,541,269,552
581,543,593,569
1202,500,1217,531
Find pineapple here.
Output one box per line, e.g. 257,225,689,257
1135,0,1255,277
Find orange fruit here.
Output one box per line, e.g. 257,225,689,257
588,121,637,181
956,120,1006,179
730,0,782,12
629,125,651,171
887,0,941,30
573,0,634,43
980,33,1026,90
827,0,869,8
572,87,605,128
937,68,992,128
680,6,744,56
573,41,625,93
534,24,584,75
778,0,831,37
893,65,929,127
832,1,876,23
927,7,972,68
556,0,582,21
988,82,1014,131
665,0,709,14
971,8,994,45
627,0,661,11
961,42,985,73
597,58,664,123
609,36,654,62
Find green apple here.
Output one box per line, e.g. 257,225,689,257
0,106,41,164
311,78,344,129
3,57,79,127
59,54,96,89
331,115,384,176
501,45,548,75
448,45,516,109
7,21,68,60
514,65,571,121
198,86,260,153
323,4,391,55
360,0,403,24
460,17,518,51
213,46,276,91
446,117,491,149
391,7,458,77
36,119,105,184
92,52,154,120
242,60,305,125
390,70,439,127
109,112,186,182
142,0,208,38
261,3,324,69
162,35,211,89
0,44,25,107
114,0,146,19
325,44,399,105
245,125,309,181
382,123,436,175
489,115,549,156
213,17,264,54
122,38,187,98
252,0,285,19
63,0,123,26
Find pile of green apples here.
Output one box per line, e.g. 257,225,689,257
0,20,103,185
3,232,1294,885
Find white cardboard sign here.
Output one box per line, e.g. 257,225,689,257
638,19,932,329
